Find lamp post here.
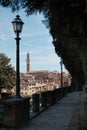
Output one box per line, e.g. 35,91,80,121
60,58,63,87
12,15,24,97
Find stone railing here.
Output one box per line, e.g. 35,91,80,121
30,86,72,119
0,86,72,128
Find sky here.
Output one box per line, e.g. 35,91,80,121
0,6,67,73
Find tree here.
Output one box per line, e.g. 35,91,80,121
0,53,16,95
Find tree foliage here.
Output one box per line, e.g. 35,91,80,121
0,53,16,92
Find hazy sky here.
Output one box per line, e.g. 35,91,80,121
0,6,67,73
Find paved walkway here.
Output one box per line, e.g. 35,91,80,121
20,91,85,130
2,91,86,130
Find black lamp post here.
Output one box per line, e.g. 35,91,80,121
60,58,63,87
12,15,24,97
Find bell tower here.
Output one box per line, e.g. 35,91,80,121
26,53,30,73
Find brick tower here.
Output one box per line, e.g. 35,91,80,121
26,53,30,73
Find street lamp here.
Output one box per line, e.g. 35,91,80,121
60,58,63,87
12,15,24,97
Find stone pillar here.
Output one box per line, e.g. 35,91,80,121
32,93,39,112
62,87,65,97
56,88,61,101
52,89,57,104
47,90,54,105
3,97,30,127
55,89,59,101
41,91,47,108
58,88,62,99
55,89,58,102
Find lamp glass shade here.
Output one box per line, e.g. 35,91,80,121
12,15,24,35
